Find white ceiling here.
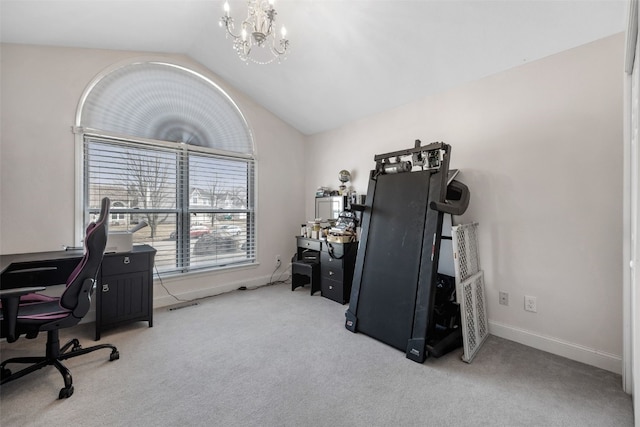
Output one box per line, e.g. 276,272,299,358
0,0,628,135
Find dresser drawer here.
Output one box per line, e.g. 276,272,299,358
321,263,344,283
320,251,345,269
324,243,348,259
102,253,149,274
321,278,347,304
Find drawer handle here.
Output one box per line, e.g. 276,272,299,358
102,284,110,292
329,271,334,276
123,257,130,264
329,285,333,290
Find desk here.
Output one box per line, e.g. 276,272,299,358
0,245,156,340
1,249,85,289
294,237,358,304
1,250,85,341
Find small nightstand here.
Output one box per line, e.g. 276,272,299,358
95,245,156,340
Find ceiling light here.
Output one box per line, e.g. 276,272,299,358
220,0,290,64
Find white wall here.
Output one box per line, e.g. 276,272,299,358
0,35,627,374
0,43,306,302
623,0,640,413
306,34,625,373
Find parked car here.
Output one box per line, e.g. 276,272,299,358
193,232,238,256
220,225,242,235
170,225,211,239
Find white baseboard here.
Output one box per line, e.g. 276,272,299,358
153,273,279,309
489,320,622,374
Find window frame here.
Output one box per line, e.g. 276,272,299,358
73,60,257,276
76,129,257,275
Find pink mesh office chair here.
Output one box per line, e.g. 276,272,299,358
0,197,119,399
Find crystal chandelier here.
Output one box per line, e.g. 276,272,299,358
220,0,289,64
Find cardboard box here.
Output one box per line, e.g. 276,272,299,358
105,232,133,253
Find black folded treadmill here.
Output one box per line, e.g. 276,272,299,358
345,140,469,363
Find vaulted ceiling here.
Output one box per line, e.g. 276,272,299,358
0,0,627,135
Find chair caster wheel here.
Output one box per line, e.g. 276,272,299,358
59,385,74,399
1,367,12,380
110,351,120,361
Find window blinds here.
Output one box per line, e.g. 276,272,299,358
79,61,256,274
85,136,255,273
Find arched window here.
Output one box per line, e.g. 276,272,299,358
76,61,255,274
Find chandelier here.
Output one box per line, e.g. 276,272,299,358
220,0,290,64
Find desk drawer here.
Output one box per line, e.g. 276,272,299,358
1,258,79,288
298,249,320,262
102,253,149,274
297,237,321,252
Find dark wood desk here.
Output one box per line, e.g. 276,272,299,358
0,245,156,340
1,249,85,290
0,250,81,342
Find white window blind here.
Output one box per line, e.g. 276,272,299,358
77,61,256,275
85,136,256,273
80,62,252,154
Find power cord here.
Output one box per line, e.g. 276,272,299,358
268,260,290,286
240,260,290,291
154,264,192,303
153,261,291,302
269,259,282,284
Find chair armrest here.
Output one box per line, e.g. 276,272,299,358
0,286,46,343
0,286,47,298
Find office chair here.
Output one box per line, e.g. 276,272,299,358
0,197,119,399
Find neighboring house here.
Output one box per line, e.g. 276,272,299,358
89,184,246,228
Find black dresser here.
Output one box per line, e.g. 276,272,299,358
294,237,358,304
96,245,156,340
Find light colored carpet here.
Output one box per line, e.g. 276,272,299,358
0,282,633,426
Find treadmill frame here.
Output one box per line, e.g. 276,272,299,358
345,141,452,363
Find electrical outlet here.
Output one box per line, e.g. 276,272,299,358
524,295,537,313
499,291,509,306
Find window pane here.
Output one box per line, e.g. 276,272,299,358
108,215,179,272
188,153,255,267
85,136,255,275
85,140,177,211
189,155,249,210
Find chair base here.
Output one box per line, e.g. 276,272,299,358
0,329,119,399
